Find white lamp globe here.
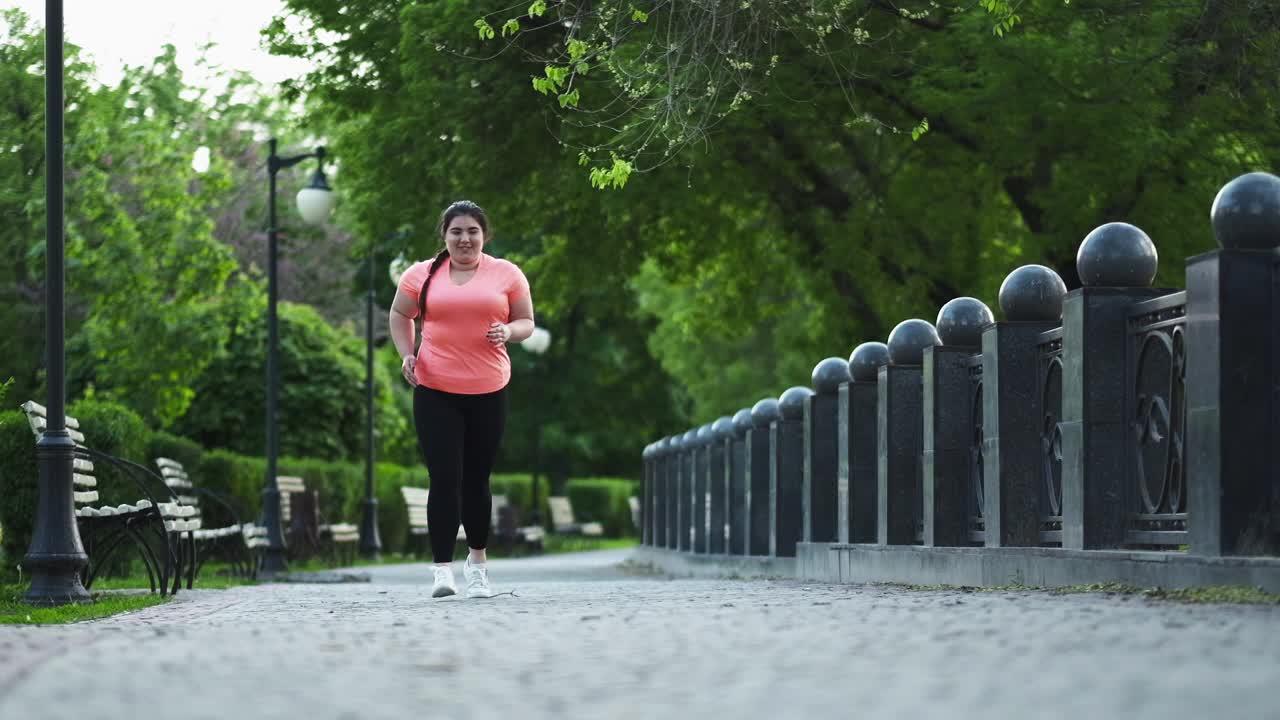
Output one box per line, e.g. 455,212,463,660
296,181,336,225
388,253,411,286
521,326,551,355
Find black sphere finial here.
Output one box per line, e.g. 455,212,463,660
1211,172,1280,250
887,319,941,366
998,265,1067,321
1076,222,1158,287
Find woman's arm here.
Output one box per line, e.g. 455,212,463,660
487,293,535,346
505,294,535,343
389,287,419,385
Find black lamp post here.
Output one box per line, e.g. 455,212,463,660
520,328,552,525
261,139,335,575
358,229,408,559
23,0,90,607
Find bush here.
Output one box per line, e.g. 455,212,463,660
174,301,416,465
565,477,640,538
490,473,551,525
0,401,155,579
192,449,265,521
146,431,204,471
0,409,37,579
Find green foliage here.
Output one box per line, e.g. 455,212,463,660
175,300,414,464
1,10,311,433
146,431,205,471
565,477,639,537
192,450,265,518
270,0,1280,450
0,410,37,575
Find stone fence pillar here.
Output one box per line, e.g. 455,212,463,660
669,431,681,550
1187,172,1280,556
841,343,886,543
709,416,734,554
1061,223,1168,550
729,409,752,555
982,265,1065,547
747,399,779,556
878,320,939,545
773,387,810,557
805,358,848,543
693,424,713,553
679,428,697,552
924,298,994,547
642,442,654,546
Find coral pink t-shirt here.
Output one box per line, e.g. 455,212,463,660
398,253,530,394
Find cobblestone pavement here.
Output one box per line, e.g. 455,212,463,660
2,549,1278,720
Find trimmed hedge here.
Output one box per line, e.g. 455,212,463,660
147,431,204,472
565,477,640,538
0,398,630,574
0,401,153,579
0,409,37,577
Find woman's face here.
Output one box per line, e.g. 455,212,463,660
444,214,485,266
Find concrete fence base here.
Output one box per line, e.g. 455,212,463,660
630,543,1280,592
629,546,796,580
797,543,1280,592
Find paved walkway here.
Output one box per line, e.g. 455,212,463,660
1,549,1277,719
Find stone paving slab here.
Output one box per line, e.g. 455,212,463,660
1,549,1277,719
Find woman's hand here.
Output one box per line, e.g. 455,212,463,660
401,355,418,386
486,322,511,346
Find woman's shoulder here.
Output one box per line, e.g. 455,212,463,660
485,254,525,274
398,259,436,288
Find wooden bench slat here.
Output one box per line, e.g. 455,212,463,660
73,490,99,504
20,400,80,429
73,473,96,488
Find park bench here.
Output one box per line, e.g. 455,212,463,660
400,486,542,556
274,475,360,565
492,494,545,553
152,458,255,586
20,401,184,594
400,485,432,557
547,496,604,538
628,496,641,533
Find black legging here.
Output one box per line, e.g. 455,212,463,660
413,385,508,563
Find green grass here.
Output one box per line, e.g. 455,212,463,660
0,584,168,625
542,535,638,554
1049,582,1280,604
873,579,1280,605
282,536,641,572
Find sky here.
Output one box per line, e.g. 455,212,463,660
3,0,312,89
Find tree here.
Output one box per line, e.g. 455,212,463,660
265,0,1280,431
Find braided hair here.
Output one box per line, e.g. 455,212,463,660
417,200,491,320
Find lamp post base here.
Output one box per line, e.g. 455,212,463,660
23,437,91,606
22,553,90,607
359,498,382,560
259,486,289,576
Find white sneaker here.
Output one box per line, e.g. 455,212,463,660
431,565,457,598
464,557,493,598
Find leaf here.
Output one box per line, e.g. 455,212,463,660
474,18,496,41
910,117,930,141
529,0,548,17
558,88,581,108
631,8,649,23
502,19,521,37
